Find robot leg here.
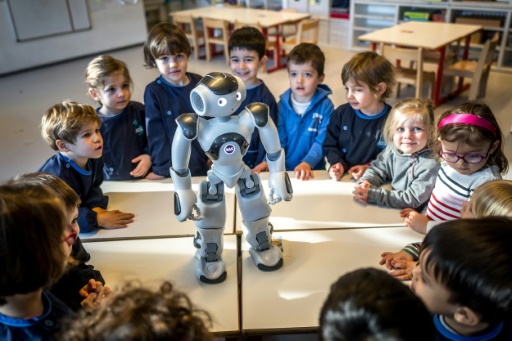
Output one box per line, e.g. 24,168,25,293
237,173,283,271
193,180,227,284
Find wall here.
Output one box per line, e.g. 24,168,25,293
0,0,147,75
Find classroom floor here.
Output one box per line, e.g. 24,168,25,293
1,43,512,182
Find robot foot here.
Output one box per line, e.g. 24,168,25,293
248,243,283,272
196,254,227,284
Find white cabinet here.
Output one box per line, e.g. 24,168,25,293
350,0,512,72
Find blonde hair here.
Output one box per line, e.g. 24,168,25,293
41,101,102,151
85,55,133,103
471,180,512,218
382,98,435,146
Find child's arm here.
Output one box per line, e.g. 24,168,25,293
130,154,152,178
323,107,349,178
93,207,134,229
294,161,314,181
401,209,428,234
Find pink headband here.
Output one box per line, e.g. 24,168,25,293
438,114,497,137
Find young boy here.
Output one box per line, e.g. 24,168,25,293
39,101,135,232
320,268,434,341
412,218,512,340
228,26,279,173
323,51,395,181
143,23,208,179
278,43,334,181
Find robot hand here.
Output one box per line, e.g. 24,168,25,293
174,189,203,222
268,172,293,205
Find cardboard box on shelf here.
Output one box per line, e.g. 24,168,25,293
454,17,502,28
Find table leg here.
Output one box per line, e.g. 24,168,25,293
433,46,446,107
266,25,284,73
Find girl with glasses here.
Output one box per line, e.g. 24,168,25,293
400,102,508,234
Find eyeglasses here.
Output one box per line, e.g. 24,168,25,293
438,145,492,164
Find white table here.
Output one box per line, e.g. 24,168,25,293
241,227,422,333
80,178,236,241
170,6,310,72
236,171,404,232
84,235,239,335
358,21,482,106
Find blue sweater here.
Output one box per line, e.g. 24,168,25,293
232,80,278,168
434,315,512,341
98,101,148,180
323,102,390,171
278,84,334,170
38,153,108,233
144,73,209,177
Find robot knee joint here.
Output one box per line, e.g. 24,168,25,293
200,182,224,203
238,174,261,197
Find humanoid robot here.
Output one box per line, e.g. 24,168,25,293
170,72,293,284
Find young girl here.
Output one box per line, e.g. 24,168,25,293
323,51,396,181
85,55,151,180
380,179,512,281
143,23,208,179
401,102,508,234
352,98,439,209
0,183,74,339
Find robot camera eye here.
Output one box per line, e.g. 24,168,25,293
218,98,227,107
236,92,242,100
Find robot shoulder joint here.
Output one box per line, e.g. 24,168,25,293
246,102,269,128
176,113,199,139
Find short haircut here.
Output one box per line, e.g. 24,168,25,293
0,183,67,304
341,51,396,100
60,281,213,341
471,180,512,218
41,101,102,151
143,23,191,69
85,55,133,97
320,268,434,341
228,26,266,59
434,101,508,174
382,98,435,145
12,172,81,213
421,218,512,324
286,43,325,77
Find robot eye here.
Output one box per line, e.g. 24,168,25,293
218,98,227,107
236,91,242,100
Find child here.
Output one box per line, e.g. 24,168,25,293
85,55,151,180
278,42,334,181
228,26,279,173
39,101,135,232
0,183,75,340
13,172,107,312
411,218,512,340
60,281,213,341
353,98,439,209
319,268,434,341
323,51,395,181
401,102,508,234
380,179,512,281
143,22,208,179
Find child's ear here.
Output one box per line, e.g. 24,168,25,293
453,306,481,326
318,73,325,84
55,140,70,152
489,139,500,155
259,55,268,68
376,82,386,96
88,88,100,101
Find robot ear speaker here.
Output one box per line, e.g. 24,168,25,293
191,92,205,113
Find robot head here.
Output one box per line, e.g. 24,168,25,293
190,72,247,117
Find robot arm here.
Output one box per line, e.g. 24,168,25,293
246,103,293,204
170,114,202,221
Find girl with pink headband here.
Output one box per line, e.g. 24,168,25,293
400,102,508,234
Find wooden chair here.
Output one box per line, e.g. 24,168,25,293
203,18,230,64
173,14,204,60
281,17,320,55
381,44,436,99
442,32,499,101
267,8,298,43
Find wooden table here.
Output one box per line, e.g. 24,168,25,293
170,6,310,72
358,21,482,106
236,171,404,232
84,235,239,335
241,227,421,334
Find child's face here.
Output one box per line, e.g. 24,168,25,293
90,72,131,116
154,53,189,86
411,250,457,316
344,78,382,115
64,122,103,162
438,139,498,176
393,118,428,154
230,48,264,88
62,206,79,257
288,61,324,103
